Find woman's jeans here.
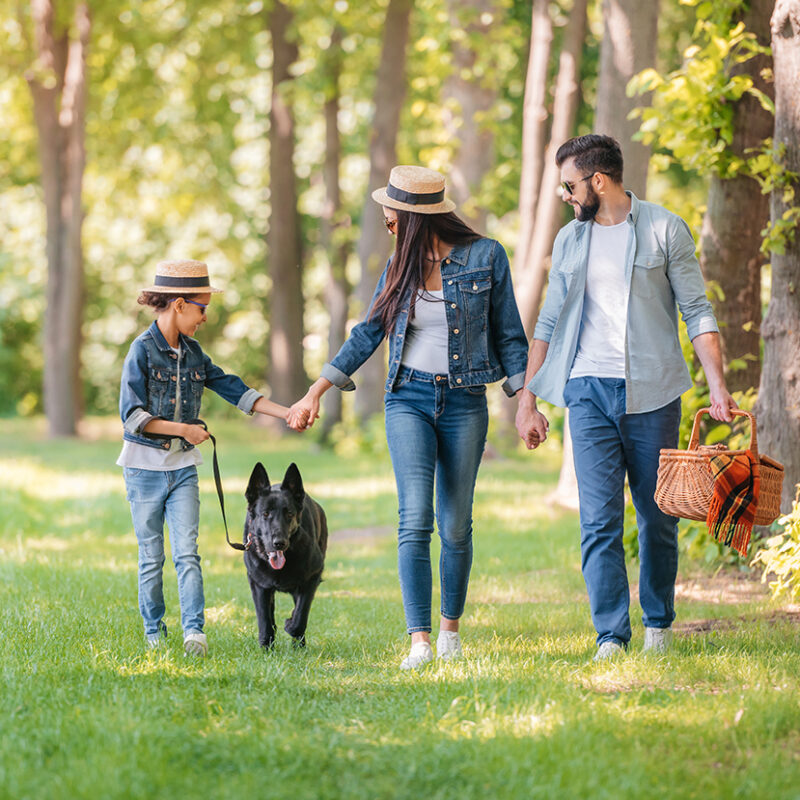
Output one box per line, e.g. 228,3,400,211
123,466,205,636
564,377,681,647
384,367,489,634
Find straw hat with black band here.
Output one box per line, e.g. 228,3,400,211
140,260,224,294
372,165,456,215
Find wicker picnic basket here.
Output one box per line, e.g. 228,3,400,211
654,408,784,525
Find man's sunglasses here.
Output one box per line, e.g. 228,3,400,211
560,171,609,197
383,217,397,233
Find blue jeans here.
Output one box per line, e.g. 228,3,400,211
564,377,681,647
123,466,205,636
384,367,489,634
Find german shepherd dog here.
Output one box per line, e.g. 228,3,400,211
243,462,328,649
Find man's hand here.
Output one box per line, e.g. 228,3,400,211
515,399,550,450
708,387,738,423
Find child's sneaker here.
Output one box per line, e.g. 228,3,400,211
400,641,433,670
184,631,208,657
145,622,167,650
436,630,463,661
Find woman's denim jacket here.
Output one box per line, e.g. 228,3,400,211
119,321,262,451
321,238,529,396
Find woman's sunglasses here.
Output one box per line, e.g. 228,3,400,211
383,217,397,234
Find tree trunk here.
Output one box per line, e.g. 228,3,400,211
443,0,496,232
319,27,350,441
756,0,800,511
354,0,413,422
513,0,553,279
26,0,90,438
699,0,774,394
266,0,308,407
516,0,589,336
595,0,659,199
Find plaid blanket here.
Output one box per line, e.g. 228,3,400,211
706,450,760,556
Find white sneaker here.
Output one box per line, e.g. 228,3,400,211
400,641,434,670
145,623,167,650
643,626,673,653
184,631,208,657
436,630,463,662
593,641,625,662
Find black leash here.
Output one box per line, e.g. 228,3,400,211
148,419,249,552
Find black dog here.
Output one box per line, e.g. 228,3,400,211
243,462,328,649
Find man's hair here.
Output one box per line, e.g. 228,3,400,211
555,135,624,184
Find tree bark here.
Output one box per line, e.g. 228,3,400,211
595,0,659,199
756,0,800,511
700,0,773,395
26,0,90,437
319,27,350,441
516,0,589,336
443,0,496,232
267,0,308,406
354,0,413,422
513,0,553,280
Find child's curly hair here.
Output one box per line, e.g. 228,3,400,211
137,292,199,311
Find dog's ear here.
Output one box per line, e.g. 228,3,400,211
245,462,270,506
281,462,305,504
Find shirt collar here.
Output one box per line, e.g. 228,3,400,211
148,320,187,352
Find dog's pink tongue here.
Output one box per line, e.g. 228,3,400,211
268,551,286,570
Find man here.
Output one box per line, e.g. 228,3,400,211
516,135,736,661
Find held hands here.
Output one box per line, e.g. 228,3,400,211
182,423,211,445
515,400,549,451
287,392,320,431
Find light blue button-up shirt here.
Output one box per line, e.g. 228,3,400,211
529,192,718,414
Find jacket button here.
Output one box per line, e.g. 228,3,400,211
473,283,478,290
451,303,456,309
444,258,450,264
448,280,453,285
171,375,177,381
453,328,459,334
456,378,462,384
452,354,459,360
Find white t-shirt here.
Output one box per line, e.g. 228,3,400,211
117,344,203,471
401,289,450,375
569,219,631,380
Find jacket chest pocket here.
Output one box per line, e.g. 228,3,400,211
186,368,206,412
148,368,172,417
631,252,667,299
459,277,492,328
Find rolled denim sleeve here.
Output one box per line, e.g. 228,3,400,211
119,339,160,434
324,262,390,390
489,241,529,396
202,352,263,414
667,217,719,339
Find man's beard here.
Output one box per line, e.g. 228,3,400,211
575,185,600,221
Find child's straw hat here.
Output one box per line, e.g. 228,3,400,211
140,260,223,294
371,165,456,214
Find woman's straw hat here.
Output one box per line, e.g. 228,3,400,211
371,165,456,214
140,260,223,294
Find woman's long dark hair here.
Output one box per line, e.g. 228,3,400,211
369,210,481,332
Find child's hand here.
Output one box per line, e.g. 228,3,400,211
288,396,319,431
182,423,211,445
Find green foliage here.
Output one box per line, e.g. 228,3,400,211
752,487,800,603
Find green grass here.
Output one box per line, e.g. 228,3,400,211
1,416,799,799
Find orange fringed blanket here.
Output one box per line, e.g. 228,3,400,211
706,450,760,556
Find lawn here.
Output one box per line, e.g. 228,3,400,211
1,416,798,799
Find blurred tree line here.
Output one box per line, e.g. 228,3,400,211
0,0,798,505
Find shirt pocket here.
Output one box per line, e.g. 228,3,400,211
631,251,668,298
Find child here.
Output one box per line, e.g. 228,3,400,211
118,259,307,656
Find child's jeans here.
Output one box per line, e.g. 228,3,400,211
123,466,205,636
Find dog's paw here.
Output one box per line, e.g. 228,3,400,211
284,619,307,644
259,637,276,650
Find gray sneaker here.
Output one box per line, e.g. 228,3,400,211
643,626,673,653
593,641,625,662
183,631,208,657
145,622,167,650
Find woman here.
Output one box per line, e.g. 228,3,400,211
289,166,529,669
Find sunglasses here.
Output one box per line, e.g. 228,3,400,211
172,298,208,313
560,173,595,197
383,217,397,234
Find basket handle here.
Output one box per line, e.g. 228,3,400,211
688,407,758,457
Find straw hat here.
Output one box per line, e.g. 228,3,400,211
371,165,456,214
140,260,223,294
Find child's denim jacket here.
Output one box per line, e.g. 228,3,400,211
321,238,529,397
119,321,262,451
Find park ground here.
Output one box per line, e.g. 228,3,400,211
1,416,799,799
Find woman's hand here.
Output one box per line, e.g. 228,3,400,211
288,394,320,430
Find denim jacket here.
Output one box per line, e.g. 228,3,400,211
530,192,718,413
321,238,529,396
119,321,262,451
